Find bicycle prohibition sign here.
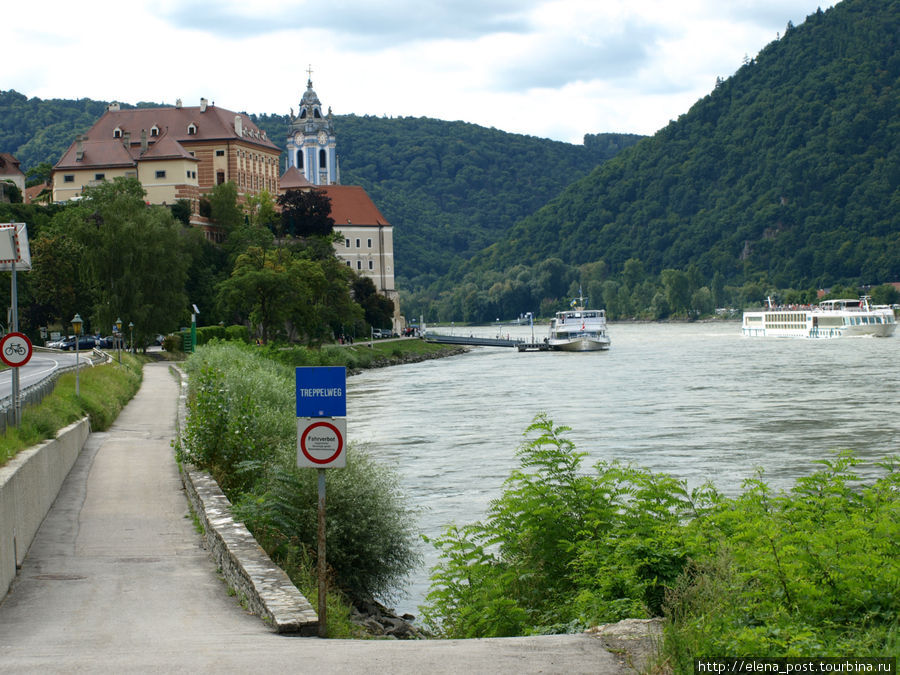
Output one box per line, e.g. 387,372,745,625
0,332,33,368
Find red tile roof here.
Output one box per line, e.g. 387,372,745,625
279,166,312,189
54,103,277,171
319,185,391,227
0,153,24,176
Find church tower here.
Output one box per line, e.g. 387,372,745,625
286,71,338,185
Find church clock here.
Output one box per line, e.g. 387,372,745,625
317,130,328,145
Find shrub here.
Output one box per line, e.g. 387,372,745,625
180,341,419,603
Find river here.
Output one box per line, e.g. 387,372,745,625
346,322,900,616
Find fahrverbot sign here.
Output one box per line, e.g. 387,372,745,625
296,366,346,417
297,418,347,468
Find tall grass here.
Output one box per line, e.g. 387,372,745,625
0,355,144,466
179,341,420,623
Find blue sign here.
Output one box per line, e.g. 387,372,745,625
296,366,347,417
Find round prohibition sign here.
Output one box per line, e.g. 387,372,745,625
0,332,33,368
300,420,344,465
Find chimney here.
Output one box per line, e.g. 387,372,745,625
140,129,148,154
234,115,243,136
122,131,131,148
175,98,182,109
200,97,208,113
75,135,85,161
108,102,120,112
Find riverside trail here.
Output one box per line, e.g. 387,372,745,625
0,362,643,674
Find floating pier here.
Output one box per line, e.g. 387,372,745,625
424,332,522,348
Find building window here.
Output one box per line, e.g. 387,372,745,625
346,261,351,267
296,150,304,169
155,170,166,179
367,238,372,248
113,128,122,138
355,238,360,248
94,173,105,181
150,126,160,136
216,150,225,157
357,261,362,270
345,238,350,247
64,174,75,183
217,171,225,185
188,123,197,135
368,260,374,270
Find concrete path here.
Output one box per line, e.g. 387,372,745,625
0,362,627,674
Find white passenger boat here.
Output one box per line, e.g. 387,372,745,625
547,295,611,351
741,297,896,338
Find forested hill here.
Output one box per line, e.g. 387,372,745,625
0,89,640,290
251,114,641,287
466,0,900,291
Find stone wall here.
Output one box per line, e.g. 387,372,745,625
173,366,319,635
0,418,90,601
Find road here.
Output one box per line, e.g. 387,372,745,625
0,351,84,403
0,362,629,674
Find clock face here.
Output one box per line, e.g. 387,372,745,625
317,130,328,145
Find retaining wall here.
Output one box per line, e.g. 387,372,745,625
173,366,318,635
0,418,90,600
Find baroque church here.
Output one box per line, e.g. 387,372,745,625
278,75,400,332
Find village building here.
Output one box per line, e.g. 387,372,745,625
279,77,400,330
51,99,281,236
0,153,26,202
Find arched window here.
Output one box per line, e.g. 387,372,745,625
319,148,326,168
296,150,304,169
113,127,122,138
150,126,160,137
187,123,197,135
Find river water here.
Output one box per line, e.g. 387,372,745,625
346,322,900,615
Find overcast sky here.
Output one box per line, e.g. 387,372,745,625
7,0,836,144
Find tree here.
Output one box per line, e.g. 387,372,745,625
25,162,53,187
277,189,335,238
53,177,189,346
351,275,395,330
217,246,299,344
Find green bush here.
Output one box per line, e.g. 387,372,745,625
421,414,900,661
180,341,419,603
161,334,182,352
225,324,250,343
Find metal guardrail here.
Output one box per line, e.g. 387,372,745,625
0,348,110,435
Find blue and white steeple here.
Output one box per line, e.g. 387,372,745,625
286,69,338,185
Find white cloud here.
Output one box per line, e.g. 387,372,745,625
4,0,836,144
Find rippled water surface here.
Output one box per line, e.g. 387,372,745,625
346,322,900,614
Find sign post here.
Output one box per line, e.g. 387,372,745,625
296,366,347,638
0,223,32,428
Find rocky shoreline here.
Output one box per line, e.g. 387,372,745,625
349,343,469,374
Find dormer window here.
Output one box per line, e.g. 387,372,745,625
113,127,123,138
187,123,197,135
150,126,160,137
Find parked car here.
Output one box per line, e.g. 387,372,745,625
61,336,97,351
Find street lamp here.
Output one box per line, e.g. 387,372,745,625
128,321,134,353
71,313,83,396
115,317,123,363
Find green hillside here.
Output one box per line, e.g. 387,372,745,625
0,91,639,294
466,0,900,293
251,114,639,288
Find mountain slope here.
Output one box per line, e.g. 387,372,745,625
467,0,900,289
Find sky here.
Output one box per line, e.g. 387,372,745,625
7,0,836,144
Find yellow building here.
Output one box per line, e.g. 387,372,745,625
52,99,281,232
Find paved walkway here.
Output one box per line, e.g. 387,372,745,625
0,362,627,674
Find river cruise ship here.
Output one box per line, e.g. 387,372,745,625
741,297,896,338
547,297,611,351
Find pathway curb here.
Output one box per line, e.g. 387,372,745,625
173,365,319,635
